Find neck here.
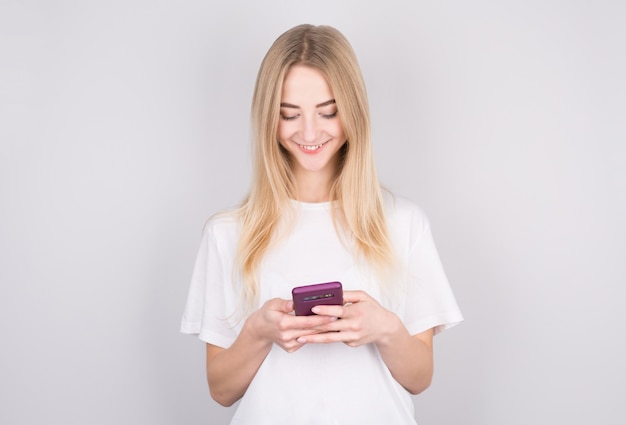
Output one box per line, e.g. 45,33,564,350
292,170,334,203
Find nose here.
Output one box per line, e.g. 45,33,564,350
301,115,318,143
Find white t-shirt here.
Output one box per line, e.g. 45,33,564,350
180,195,463,425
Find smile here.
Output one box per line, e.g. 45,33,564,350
298,141,328,151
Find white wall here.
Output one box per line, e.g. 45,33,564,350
1,1,624,424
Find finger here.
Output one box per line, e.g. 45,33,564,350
282,327,338,350
277,312,338,334
281,299,295,313
341,290,368,303
308,314,353,333
280,337,307,353
311,304,344,318
281,328,328,344
297,330,352,345
269,298,295,313
293,314,339,328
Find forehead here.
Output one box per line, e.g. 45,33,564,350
281,65,334,104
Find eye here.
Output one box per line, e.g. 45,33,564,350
321,111,338,119
280,114,299,121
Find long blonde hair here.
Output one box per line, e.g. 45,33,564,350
236,24,394,310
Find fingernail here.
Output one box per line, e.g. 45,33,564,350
297,337,307,344
311,307,320,314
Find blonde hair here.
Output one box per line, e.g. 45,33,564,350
236,24,394,310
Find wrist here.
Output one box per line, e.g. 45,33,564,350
241,312,273,350
377,311,405,348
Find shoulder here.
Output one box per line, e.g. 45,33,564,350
201,208,242,245
382,191,432,249
383,191,430,230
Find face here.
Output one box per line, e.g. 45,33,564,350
278,65,347,186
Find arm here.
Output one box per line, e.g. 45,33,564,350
375,316,433,394
296,290,434,394
205,327,271,407
205,298,339,406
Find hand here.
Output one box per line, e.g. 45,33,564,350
295,290,400,347
246,298,339,353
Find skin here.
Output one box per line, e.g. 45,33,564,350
205,65,435,407
277,65,347,203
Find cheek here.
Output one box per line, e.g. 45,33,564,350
277,121,290,141
330,120,346,138
276,124,291,150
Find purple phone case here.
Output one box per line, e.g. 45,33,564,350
292,281,343,316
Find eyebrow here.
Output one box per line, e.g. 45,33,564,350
280,99,336,109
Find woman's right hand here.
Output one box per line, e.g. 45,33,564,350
246,298,338,353
206,298,339,406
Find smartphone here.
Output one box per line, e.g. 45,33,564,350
292,281,343,316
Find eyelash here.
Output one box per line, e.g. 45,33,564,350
280,111,338,121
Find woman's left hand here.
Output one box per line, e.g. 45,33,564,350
297,289,435,394
296,290,401,347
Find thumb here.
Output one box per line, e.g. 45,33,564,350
284,299,295,313
269,297,294,313
341,290,368,304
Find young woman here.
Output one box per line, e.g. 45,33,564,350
181,24,463,424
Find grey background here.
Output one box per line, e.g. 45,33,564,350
1,1,625,424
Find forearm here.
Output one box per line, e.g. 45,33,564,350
376,314,434,395
206,320,273,406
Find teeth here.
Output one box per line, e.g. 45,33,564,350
301,144,322,151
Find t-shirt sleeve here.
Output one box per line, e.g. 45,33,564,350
179,220,239,348
403,210,464,336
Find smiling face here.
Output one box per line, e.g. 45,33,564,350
278,65,347,200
